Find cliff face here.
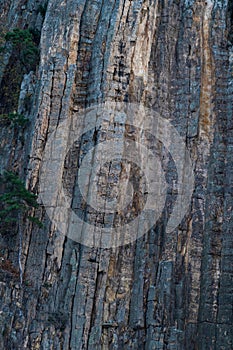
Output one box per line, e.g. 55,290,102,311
0,0,233,349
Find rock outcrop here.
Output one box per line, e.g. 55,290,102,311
0,0,232,349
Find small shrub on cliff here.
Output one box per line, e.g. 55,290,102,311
5,28,39,71
0,171,42,227
0,112,29,127
0,171,42,285
0,28,40,114
8,112,29,127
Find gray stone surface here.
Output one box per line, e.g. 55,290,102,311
0,0,232,349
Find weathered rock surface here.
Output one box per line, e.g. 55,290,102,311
0,0,232,349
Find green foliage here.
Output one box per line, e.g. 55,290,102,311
0,171,42,227
0,28,40,114
0,112,29,128
5,28,39,70
8,112,29,127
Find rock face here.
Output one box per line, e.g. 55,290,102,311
0,0,233,349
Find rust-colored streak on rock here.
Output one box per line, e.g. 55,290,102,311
199,1,215,142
